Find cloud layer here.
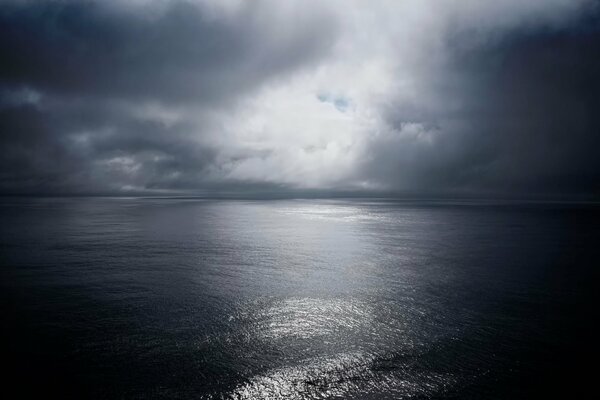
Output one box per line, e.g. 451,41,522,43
1,0,599,197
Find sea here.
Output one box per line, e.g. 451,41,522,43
1,197,598,399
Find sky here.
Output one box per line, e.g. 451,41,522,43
1,0,599,198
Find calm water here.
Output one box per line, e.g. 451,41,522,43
1,198,598,399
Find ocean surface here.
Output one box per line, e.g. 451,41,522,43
1,198,598,399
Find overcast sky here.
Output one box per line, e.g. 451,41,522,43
1,0,599,197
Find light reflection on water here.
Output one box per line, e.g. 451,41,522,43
222,295,456,399
1,198,598,399
227,351,456,400
256,298,373,340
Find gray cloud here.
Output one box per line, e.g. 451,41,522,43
0,0,335,103
0,0,599,198
359,4,600,197
0,0,337,194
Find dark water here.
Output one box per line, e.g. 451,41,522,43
1,198,598,399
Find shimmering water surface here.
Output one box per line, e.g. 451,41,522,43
1,198,598,398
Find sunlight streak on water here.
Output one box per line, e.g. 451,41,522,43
257,298,373,340
224,351,457,400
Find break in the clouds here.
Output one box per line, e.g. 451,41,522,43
1,0,599,197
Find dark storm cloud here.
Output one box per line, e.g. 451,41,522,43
0,0,337,194
0,0,599,197
363,7,600,197
0,99,215,194
0,0,334,103
0,103,80,193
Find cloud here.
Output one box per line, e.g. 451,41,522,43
358,1,600,196
0,0,338,194
0,0,599,197
0,0,336,103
